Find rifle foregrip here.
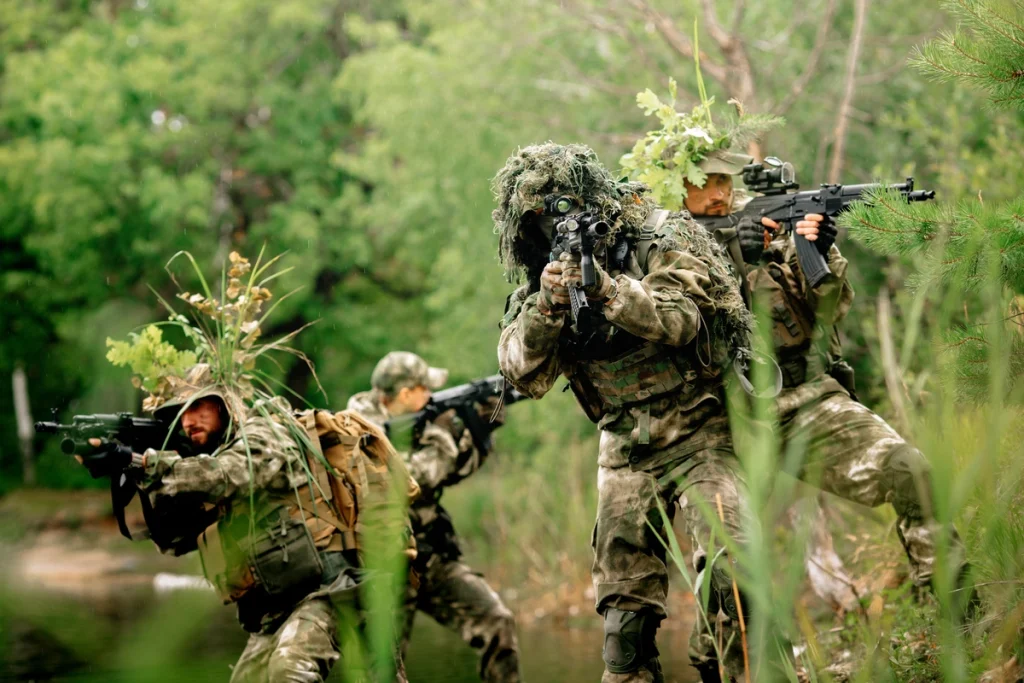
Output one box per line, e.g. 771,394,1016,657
794,234,831,288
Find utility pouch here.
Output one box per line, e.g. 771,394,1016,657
247,513,324,598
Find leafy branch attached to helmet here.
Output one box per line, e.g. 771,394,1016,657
619,79,784,211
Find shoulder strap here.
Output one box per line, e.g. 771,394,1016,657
711,226,752,309
635,209,670,273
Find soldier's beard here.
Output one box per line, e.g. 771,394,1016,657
189,428,225,450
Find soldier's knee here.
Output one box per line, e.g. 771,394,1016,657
885,444,932,520
602,607,661,674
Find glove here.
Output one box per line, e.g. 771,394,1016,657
538,260,570,315
80,441,134,478
812,214,838,255
795,213,837,255
737,216,769,263
560,253,615,302
477,395,506,429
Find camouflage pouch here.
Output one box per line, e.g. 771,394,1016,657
247,512,324,598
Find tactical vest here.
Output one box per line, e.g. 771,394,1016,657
561,210,718,423
198,410,419,605
704,212,833,389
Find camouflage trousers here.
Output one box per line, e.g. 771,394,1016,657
592,380,963,682
774,376,965,589
400,556,520,683
593,427,752,683
231,596,407,683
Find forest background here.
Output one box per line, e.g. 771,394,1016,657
1,0,1023,680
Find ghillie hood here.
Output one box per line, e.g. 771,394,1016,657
492,142,656,281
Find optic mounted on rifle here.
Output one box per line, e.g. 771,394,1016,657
742,156,798,196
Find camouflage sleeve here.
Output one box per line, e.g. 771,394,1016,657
603,246,712,347
406,422,462,492
787,241,854,326
137,418,308,505
497,286,565,399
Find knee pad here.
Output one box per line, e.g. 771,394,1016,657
602,607,660,674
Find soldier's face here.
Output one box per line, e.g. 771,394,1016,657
684,174,734,216
388,385,432,415
182,398,226,447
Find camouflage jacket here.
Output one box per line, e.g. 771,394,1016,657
132,414,310,556
498,210,744,470
347,390,481,561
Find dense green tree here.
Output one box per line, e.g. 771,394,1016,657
844,0,1024,403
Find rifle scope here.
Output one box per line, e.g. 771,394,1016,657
742,156,798,195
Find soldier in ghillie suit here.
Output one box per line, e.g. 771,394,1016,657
623,86,977,671
494,142,753,683
348,351,521,683
93,252,417,683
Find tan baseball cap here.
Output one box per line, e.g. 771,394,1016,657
371,352,448,394
697,149,755,176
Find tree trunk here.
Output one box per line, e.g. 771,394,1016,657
828,0,869,183
13,365,36,486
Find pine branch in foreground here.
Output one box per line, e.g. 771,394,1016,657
843,190,1024,294
912,0,1024,111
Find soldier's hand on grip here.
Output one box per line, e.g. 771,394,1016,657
560,253,615,302
82,437,135,478
538,260,571,315
794,213,837,255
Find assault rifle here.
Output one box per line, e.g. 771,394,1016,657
35,411,189,540
384,374,528,457
34,411,183,462
546,194,610,336
699,157,936,287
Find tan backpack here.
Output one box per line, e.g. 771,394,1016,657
293,408,420,557
197,409,419,604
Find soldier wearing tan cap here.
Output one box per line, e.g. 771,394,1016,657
348,351,521,683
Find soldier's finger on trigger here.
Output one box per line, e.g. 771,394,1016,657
88,437,102,447
804,213,825,221
760,216,780,230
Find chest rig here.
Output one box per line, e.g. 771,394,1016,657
558,210,709,423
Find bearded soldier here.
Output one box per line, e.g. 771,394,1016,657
84,252,416,683
624,94,976,639
348,351,521,683
494,142,753,683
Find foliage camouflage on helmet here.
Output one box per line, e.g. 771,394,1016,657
107,249,323,420
619,78,783,211
492,142,655,281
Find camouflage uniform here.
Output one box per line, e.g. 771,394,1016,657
681,179,970,676
135,368,407,683
493,143,752,683
347,351,521,683
720,189,966,590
